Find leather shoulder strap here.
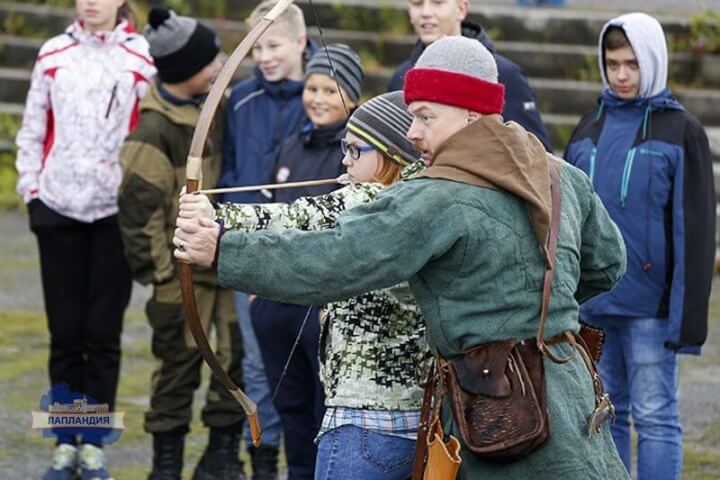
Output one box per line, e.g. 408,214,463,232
536,162,576,363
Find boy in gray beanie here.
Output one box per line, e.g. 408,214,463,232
245,41,364,480
304,44,364,105
175,34,628,480
144,8,221,85
118,7,246,480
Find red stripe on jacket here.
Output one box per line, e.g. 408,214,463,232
37,41,79,62
128,71,150,132
120,44,154,67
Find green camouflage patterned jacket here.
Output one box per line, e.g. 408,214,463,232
215,163,428,409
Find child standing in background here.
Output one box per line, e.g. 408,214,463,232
249,43,364,480
117,7,244,480
219,2,315,476
14,1,155,479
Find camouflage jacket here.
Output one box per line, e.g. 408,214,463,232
119,82,224,287
216,163,428,409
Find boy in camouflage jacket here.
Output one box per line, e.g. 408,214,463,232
117,9,245,480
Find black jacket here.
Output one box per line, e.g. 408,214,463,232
269,120,347,203
388,22,552,151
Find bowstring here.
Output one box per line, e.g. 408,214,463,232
308,0,351,117
270,305,315,404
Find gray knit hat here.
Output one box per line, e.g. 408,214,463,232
144,8,221,84
305,44,364,103
405,36,505,114
347,91,421,166
416,36,498,82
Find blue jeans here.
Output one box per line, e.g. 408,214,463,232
235,293,282,447
587,316,682,480
315,426,415,480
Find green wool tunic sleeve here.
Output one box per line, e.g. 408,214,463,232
217,180,464,304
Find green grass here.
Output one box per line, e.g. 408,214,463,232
683,445,720,479
0,308,277,476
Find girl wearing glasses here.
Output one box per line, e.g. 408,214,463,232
178,91,425,480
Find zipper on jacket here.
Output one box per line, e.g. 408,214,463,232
644,158,653,273
620,147,637,208
588,146,597,184
594,100,605,122
641,105,651,139
105,82,118,118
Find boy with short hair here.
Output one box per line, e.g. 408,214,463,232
218,1,316,476
388,0,552,151
565,13,715,479
220,0,312,203
117,8,245,480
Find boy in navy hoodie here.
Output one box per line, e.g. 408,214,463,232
565,13,715,480
251,43,363,480
218,1,314,476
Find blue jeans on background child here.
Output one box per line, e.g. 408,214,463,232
315,425,415,480
235,292,283,447
586,315,682,480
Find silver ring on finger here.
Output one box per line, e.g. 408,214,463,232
178,241,186,252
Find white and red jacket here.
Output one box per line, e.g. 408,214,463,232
15,20,156,222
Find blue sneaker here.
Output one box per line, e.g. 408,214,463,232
78,444,113,480
43,444,78,480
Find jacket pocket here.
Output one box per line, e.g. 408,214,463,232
638,146,673,287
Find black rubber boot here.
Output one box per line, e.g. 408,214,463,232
148,431,185,480
192,427,246,480
248,445,279,480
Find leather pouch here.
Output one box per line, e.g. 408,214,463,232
443,339,550,461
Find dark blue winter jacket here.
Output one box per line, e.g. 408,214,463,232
219,44,316,204
387,22,552,152
565,88,714,354
270,120,346,204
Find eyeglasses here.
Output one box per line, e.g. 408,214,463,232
341,139,374,160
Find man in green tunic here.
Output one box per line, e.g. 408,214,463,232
175,36,629,479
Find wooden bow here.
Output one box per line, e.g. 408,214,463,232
180,0,295,448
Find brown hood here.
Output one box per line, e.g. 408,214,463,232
418,114,552,253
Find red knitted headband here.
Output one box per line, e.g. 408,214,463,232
404,68,505,115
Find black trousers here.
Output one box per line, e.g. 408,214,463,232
30,200,131,443
251,298,325,480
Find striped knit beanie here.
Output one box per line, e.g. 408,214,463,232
305,44,364,103
347,91,421,166
405,36,505,114
144,8,221,84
